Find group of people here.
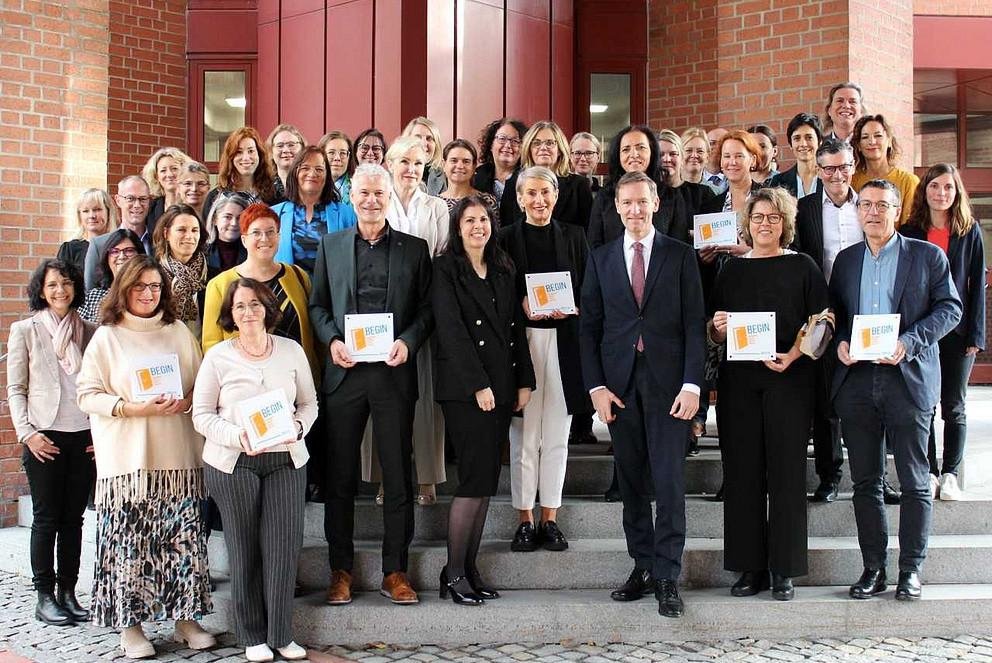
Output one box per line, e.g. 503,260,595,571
5,79,986,660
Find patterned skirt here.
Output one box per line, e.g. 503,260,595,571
91,470,212,628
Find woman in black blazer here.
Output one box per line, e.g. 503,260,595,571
498,166,589,553
900,163,987,501
768,113,822,200
500,121,593,230
433,195,536,605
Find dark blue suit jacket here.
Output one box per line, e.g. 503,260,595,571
580,231,706,397
829,233,962,411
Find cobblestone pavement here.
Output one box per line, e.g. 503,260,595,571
2,573,992,662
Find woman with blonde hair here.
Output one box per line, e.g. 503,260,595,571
58,189,118,275
177,161,212,223
501,121,593,229
143,147,191,230
267,124,306,200
658,128,715,218
403,116,446,195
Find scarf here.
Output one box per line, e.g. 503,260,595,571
35,308,84,375
166,251,207,322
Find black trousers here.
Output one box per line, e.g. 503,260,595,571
811,353,844,483
324,363,415,574
717,363,812,577
928,331,975,476
22,429,94,592
834,363,933,573
607,354,687,581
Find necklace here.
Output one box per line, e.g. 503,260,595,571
237,334,270,358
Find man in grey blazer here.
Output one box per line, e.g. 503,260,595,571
308,163,433,607
830,179,961,602
83,176,153,289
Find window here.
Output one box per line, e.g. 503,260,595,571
187,60,255,172
589,73,631,150
914,69,992,168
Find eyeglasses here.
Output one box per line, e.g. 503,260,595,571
572,150,599,159
748,213,783,225
298,165,326,176
130,282,162,293
819,163,854,176
857,200,898,213
326,150,350,160
357,144,383,155
494,134,522,147
233,301,265,314
119,195,150,205
274,141,301,151
531,139,557,149
108,247,138,258
246,229,278,240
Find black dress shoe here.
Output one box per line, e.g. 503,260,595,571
510,522,538,552
883,480,901,505
56,585,90,621
568,431,598,445
655,579,684,618
539,520,569,551
611,568,654,601
439,567,483,606
35,591,74,626
466,567,500,600
810,480,839,503
685,434,700,457
771,574,795,601
849,568,887,599
604,487,621,502
895,571,922,601
730,570,769,597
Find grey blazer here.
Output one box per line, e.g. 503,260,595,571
6,316,97,442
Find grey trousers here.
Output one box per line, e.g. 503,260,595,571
204,452,305,648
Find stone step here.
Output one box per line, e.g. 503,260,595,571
365,450,899,497
206,534,992,591
305,495,992,541
202,583,992,647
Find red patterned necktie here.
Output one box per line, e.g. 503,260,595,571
632,241,645,351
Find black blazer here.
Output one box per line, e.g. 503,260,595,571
580,230,706,396
498,219,589,413
794,190,827,271
768,165,820,200
501,172,593,231
674,181,717,219
308,225,434,396
701,181,764,214
900,223,987,350
588,186,691,249
56,239,89,276
431,253,536,404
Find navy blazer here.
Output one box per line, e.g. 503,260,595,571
580,231,706,398
308,225,434,396
899,222,987,351
829,233,962,411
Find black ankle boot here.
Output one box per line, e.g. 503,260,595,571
439,567,483,605
56,584,91,622
35,591,74,626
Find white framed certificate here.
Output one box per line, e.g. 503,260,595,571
344,313,394,363
129,353,184,402
850,314,901,361
525,271,576,315
238,388,295,452
693,212,739,249
726,312,777,361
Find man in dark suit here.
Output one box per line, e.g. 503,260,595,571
309,163,433,606
580,171,706,618
830,179,961,602
794,138,862,502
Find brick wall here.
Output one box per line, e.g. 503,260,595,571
0,0,110,528
914,0,992,15
106,0,187,189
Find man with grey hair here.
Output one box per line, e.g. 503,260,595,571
309,163,434,607
83,175,153,289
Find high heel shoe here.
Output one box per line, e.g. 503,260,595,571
467,567,500,600
439,567,483,606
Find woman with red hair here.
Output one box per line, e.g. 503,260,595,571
203,127,284,220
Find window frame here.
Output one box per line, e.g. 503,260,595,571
187,58,257,174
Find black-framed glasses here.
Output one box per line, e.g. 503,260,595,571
130,282,162,293
819,163,854,176
749,213,783,225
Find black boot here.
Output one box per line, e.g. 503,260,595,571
56,584,91,622
35,591,74,626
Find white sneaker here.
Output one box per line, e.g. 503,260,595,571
929,473,940,499
277,641,308,660
245,643,274,662
939,473,962,501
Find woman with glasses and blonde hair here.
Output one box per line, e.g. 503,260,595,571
177,161,213,223
851,114,918,226
900,163,986,501
501,121,593,230
267,124,307,201
403,116,447,195
143,147,191,231
58,189,119,276
708,187,828,602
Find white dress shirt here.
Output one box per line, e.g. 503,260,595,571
820,187,861,283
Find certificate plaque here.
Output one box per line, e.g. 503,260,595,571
850,314,901,361
344,313,394,363
693,212,739,249
525,271,577,315
238,388,295,452
129,353,184,401
726,312,777,361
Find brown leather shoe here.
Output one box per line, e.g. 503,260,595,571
380,571,419,604
325,569,352,605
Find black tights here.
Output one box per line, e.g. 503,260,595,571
445,496,490,578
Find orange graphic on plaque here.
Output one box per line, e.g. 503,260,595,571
136,368,154,391
700,224,713,241
351,328,368,351
861,327,873,348
532,285,550,307
734,326,749,350
250,411,268,437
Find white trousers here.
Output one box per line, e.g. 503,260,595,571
510,327,571,510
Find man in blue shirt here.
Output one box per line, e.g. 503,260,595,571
829,179,961,602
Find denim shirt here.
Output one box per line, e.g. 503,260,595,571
859,232,900,316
